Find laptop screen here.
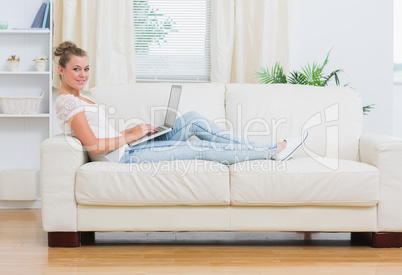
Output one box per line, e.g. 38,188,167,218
164,85,182,128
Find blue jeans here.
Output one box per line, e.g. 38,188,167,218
119,111,277,164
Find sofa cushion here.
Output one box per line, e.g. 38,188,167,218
225,84,363,161
87,83,226,132
75,160,230,206
230,158,379,206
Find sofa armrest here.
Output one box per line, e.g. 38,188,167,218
40,134,89,232
360,133,402,231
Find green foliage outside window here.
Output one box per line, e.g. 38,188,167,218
133,0,176,54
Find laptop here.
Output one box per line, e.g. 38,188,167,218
128,85,182,147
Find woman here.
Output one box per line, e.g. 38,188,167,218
55,41,308,164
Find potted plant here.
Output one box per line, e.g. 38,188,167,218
6,55,20,71
33,54,48,72
256,50,374,115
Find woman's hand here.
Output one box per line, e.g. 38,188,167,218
137,123,158,137
124,123,158,143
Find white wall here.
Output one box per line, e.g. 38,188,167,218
290,0,394,135
394,83,402,137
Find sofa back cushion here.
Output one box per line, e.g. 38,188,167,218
87,83,226,132
225,84,363,161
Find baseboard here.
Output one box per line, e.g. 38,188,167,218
0,199,41,209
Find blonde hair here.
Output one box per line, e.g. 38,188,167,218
53,41,87,68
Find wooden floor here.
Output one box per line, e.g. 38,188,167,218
1,210,402,274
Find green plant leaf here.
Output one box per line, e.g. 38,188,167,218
256,68,275,84
256,63,287,84
320,50,331,72
322,69,342,86
288,71,308,85
363,104,375,115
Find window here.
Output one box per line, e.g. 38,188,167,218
133,0,211,82
395,0,402,82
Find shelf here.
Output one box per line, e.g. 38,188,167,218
0,29,50,34
0,113,49,118
0,0,53,204
0,71,50,75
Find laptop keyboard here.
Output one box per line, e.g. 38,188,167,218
146,126,166,136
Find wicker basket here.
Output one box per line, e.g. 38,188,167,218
0,91,44,114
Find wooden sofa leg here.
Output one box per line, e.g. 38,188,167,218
350,232,372,245
372,233,402,248
48,232,95,247
81,231,95,244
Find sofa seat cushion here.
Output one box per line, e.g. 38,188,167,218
75,160,230,206
230,158,379,206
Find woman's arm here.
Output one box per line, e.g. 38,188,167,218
69,112,156,155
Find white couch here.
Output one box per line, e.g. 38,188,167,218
41,83,402,247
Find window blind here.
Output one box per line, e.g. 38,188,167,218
133,0,211,82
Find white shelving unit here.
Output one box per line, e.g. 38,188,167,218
0,0,52,206
0,71,51,75
0,30,50,34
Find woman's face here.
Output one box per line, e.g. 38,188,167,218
58,55,90,91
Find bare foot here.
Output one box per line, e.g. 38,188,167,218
277,141,287,154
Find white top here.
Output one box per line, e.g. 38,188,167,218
55,94,128,162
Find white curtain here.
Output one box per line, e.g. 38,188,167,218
53,0,136,90
210,0,291,83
